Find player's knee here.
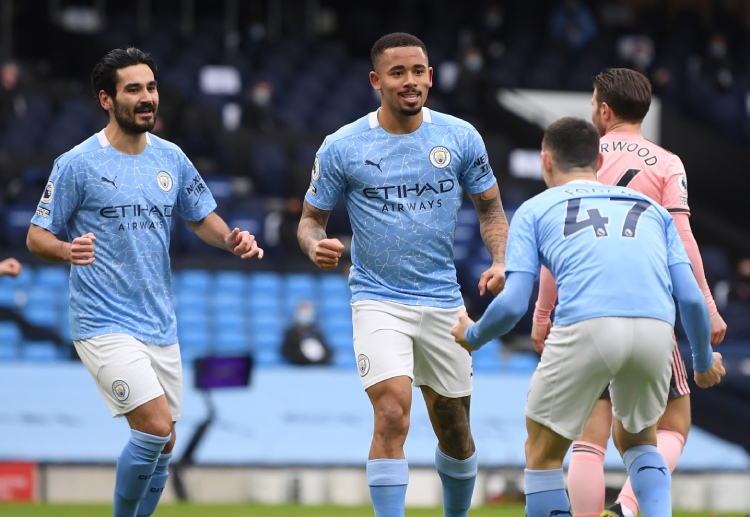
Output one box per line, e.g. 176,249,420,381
375,403,410,434
134,420,172,439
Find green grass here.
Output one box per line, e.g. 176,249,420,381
0,503,744,517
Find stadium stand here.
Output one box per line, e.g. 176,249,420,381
0,0,749,507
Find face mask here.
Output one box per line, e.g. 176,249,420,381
296,308,315,326
464,55,483,72
252,89,272,106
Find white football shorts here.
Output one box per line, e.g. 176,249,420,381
74,333,182,420
526,317,674,440
351,300,472,398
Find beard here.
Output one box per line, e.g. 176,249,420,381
113,100,157,134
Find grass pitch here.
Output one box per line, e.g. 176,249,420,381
0,503,745,517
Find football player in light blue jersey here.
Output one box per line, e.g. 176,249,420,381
26,47,263,517
451,117,725,517
298,33,509,517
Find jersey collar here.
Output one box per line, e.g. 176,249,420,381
95,129,153,148
368,107,432,129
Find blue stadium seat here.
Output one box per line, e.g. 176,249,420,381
0,322,22,361
249,272,282,294
472,340,503,372
214,270,248,292
0,278,21,309
35,266,70,292
504,352,540,372
176,269,213,293
21,302,60,328
178,328,211,354
21,341,60,362
214,330,249,354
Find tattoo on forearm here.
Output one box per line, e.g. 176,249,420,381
476,194,508,264
297,206,330,256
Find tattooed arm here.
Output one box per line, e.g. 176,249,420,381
297,200,345,270
468,184,509,296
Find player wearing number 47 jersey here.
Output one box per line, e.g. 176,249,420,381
531,68,728,517
451,117,725,517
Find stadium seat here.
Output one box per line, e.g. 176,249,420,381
21,341,60,362
0,322,22,360
214,329,249,354
214,270,248,292
35,265,70,290
472,340,503,372
21,301,60,328
176,269,213,293
0,278,21,309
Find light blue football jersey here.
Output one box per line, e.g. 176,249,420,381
305,108,497,307
506,181,690,326
31,131,217,344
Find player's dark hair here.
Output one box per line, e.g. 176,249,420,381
371,32,428,69
593,67,651,122
91,47,157,108
542,117,600,171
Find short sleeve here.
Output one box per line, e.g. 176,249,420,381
304,140,346,211
504,203,540,275
30,158,80,234
174,154,217,221
660,155,690,213
459,129,497,195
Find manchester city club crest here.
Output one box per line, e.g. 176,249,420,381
357,354,370,377
112,380,130,401
157,171,173,192
429,146,451,168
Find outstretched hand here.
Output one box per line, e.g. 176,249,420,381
225,227,264,259
70,232,97,266
450,310,476,354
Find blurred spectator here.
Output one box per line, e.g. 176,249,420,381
438,46,494,128
729,257,750,304
0,257,22,277
241,80,279,133
548,0,599,53
0,61,27,130
281,301,333,365
615,34,655,76
688,32,735,91
473,2,507,62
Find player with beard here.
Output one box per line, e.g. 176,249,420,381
26,47,264,517
298,32,509,517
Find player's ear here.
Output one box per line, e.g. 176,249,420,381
99,90,113,111
541,150,552,173
369,70,381,91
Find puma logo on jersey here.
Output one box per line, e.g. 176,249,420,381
101,176,117,188
365,158,383,172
